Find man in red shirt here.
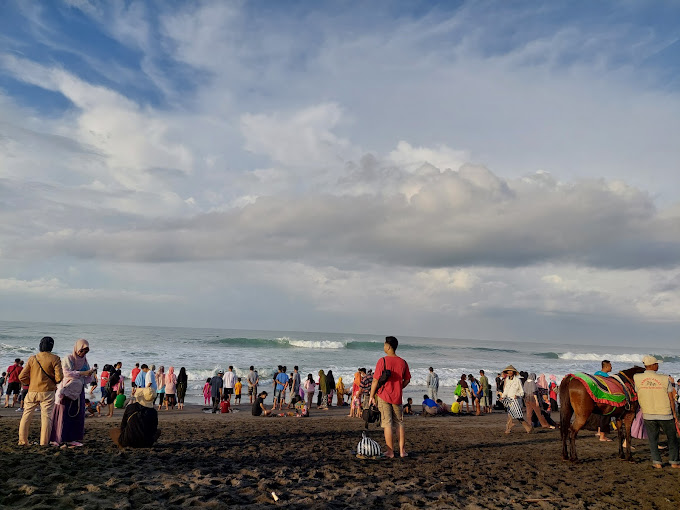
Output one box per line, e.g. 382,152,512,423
131,363,141,396
369,336,411,458
4,358,22,408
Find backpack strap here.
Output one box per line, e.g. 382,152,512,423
34,356,57,384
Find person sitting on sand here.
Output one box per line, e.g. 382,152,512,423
403,397,413,415
422,394,438,416
252,391,272,416
114,388,127,410
109,387,161,448
85,399,99,417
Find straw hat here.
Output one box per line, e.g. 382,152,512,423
136,387,157,408
502,365,519,374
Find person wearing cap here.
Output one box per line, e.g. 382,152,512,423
109,387,161,448
633,355,679,469
210,370,224,414
498,365,532,434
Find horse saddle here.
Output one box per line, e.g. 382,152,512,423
568,372,636,408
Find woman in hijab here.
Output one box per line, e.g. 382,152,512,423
50,339,94,447
155,366,165,410
317,370,328,409
537,374,549,399
523,372,555,430
18,336,64,446
336,377,345,406
164,366,177,410
497,365,532,434
176,367,188,410
325,370,335,408
549,375,559,411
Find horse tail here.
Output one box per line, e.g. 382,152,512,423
559,376,572,441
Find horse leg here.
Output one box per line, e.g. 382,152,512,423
615,417,624,458
560,384,574,461
623,412,635,461
569,413,589,462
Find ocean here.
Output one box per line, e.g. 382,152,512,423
2,320,679,405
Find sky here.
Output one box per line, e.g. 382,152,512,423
1,1,679,347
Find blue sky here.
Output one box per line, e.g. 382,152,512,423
1,1,680,346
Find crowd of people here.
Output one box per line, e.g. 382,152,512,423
4,335,679,466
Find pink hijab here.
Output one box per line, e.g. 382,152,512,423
166,366,176,385
70,339,90,370
537,374,548,389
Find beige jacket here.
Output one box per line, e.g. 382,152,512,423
19,352,64,392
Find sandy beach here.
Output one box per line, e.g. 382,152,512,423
1,404,679,509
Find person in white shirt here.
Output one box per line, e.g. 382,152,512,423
223,366,237,402
498,365,532,434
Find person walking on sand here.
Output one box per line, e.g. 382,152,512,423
498,365,532,434
426,367,439,400
479,370,491,413
633,355,680,469
523,373,555,430
368,336,411,459
18,337,64,446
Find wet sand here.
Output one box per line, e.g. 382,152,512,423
1,404,678,509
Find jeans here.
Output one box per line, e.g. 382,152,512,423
643,419,679,466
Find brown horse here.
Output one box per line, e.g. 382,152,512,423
560,366,645,462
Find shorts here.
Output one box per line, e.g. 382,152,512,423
101,387,107,398
131,382,137,388
103,390,115,405
274,389,283,401
235,393,241,399
248,386,256,395
377,396,403,429
224,388,233,396
166,394,177,406
90,381,97,388
457,396,468,403
6,382,21,395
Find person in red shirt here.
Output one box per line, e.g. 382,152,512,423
4,358,22,408
369,336,411,459
130,363,141,396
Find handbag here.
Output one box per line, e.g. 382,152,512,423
61,377,84,400
631,408,647,439
375,358,391,392
362,403,381,429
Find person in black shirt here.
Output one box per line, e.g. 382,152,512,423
252,391,272,416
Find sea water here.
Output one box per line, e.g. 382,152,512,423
2,320,679,406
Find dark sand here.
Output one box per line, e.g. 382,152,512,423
1,404,679,509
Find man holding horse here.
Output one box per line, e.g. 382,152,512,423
633,355,680,469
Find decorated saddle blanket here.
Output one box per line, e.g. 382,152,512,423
567,372,637,408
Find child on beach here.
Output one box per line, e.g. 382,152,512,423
203,378,211,406
0,372,5,397
403,397,413,415
220,398,232,414
234,377,242,405
114,388,127,409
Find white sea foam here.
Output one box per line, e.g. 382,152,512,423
277,337,346,349
558,352,647,363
